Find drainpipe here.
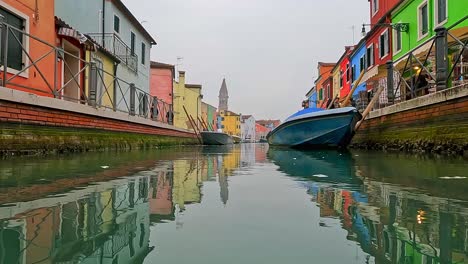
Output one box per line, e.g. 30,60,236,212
102,0,105,47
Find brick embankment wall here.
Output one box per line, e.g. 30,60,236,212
351,85,468,155
0,89,198,155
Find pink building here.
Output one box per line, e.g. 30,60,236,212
150,61,175,105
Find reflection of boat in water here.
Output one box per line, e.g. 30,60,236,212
201,131,234,145
267,148,362,187
201,145,234,155
267,107,361,148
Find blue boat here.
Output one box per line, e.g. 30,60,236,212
267,107,361,148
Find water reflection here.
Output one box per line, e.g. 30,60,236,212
269,148,468,264
0,145,467,263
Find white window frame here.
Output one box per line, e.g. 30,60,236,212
372,0,379,17
393,21,403,55
379,29,390,59
417,0,429,41
0,0,30,79
434,0,448,28
113,13,121,35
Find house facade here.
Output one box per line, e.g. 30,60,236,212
255,123,270,142
55,0,156,111
314,62,335,108
219,110,240,136
150,61,174,105
350,40,368,98
0,0,56,96
240,115,256,142
201,102,217,131
392,0,468,64
338,46,355,101
173,71,202,130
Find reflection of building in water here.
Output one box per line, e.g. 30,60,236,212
173,159,201,211
254,144,269,163
149,162,175,223
240,143,256,167
307,179,468,264
0,176,152,264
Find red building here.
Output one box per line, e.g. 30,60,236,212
363,0,402,91
336,46,355,101
150,61,175,105
314,62,335,108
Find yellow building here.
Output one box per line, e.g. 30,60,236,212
219,110,240,136
172,159,201,211
173,71,202,130
332,65,341,100
85,48,119,109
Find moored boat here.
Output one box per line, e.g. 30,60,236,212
201,131,234,145
267,107,361,148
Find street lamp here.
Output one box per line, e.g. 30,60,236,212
361,22,409,37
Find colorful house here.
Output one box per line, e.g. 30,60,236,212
361,0,402,94
338,46,355,101
392,0,468,64
173,71,202,130
240,115,256,142
55,0,157,112
219,110,241,136
349,39,368,108
201,102,217,131
305,87,317,108
256,119,280,130
314,62,335,108
255,123,270,142
150,61,174,105
0,0,56,96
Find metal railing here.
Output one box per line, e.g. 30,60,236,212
355,15,468,112
88,33,138,73
0,20,173,125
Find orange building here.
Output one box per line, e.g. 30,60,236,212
314,62,335,108
1,0,56,96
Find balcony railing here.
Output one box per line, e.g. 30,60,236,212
88,33,138,73
0,21,173,125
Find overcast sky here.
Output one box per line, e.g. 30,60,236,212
122,0,369,120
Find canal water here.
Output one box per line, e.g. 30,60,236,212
0,144,467,264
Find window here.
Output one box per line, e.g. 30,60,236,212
394,27,402,53
359,56,365,72
418,1,429,39
379,30,389,58
221,117,225,121
114,15,120,34
141,42,146,65
366,45,374,68
351,65,356,82
0,6,25,71
339,70,343,88
346,64,350,83
319,89,323,100
372,0,379,16
435,0,447,25
130,32,136,55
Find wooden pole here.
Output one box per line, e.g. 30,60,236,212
354,84,385,131
327,94,339,110
183,106,202,144
342,70,366,107
197,116,207,131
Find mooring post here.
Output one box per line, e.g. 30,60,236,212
435,27,448,91
129,83,136,116
88,61,98,107
386,60,394,104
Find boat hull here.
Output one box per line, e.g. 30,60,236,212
267,108,361,148
201,132,234,145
